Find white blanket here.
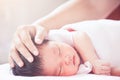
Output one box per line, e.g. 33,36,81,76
0,64,120,80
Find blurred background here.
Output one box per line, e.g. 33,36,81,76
0,0,67,64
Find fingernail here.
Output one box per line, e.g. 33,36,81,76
10,64,14,68
28,57,33,63
34,51,39,56
18,62,24,67
35,39,42,44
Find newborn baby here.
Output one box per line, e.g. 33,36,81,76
12,39,82,76
12,20,120,76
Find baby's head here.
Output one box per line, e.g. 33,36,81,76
12,40,80,76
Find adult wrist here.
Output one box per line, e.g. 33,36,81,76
32,22,49,33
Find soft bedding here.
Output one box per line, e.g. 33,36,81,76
1,20,120,80
0,64,120,80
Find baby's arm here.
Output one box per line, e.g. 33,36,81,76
72,32,111,75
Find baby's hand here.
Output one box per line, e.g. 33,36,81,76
92,60,111,75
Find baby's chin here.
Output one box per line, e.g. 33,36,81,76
61,71,78,76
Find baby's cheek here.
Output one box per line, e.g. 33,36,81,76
62,66,77,76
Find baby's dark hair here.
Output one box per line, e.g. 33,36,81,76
12,40,49,76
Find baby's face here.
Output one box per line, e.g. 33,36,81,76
38,41,80,76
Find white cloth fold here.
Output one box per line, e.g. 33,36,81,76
78,61,92,74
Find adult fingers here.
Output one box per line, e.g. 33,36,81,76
19,28,39,56
98,71,111,75
8,55,14,68
34,25,48,44
9,46,24,67
14,34,34,63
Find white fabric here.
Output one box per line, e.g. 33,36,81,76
63,19,120,67
0,64,120,80
46,29,73,46
78,61,92,74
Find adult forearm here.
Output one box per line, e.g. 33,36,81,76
34,0,87,30
33,0,119,31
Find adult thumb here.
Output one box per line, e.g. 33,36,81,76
34,26,48,44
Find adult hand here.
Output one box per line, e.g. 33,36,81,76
9,25,48,67
92,59,111,75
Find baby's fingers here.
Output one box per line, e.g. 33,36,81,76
99,70,111,75
101,66,111,72
99,66,111,75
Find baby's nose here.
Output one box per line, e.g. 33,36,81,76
64,55,73,65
